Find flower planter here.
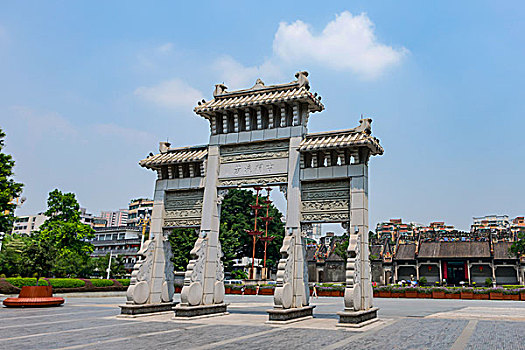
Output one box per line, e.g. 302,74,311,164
502,294,519,301
460,292,473,299
245,289,256,295
432,291,445,299
445,293,460,299
331,291,340,297
230,289,242,295
259,288,274,295
377,291,391,298
174,286,182,293
521,292,525,301
418,292,431,298
490,292,503,300
405,290,418,298
224,287,231,294
373,290,379,297
391,292,404,298
318,290,331,297
473,293,489,300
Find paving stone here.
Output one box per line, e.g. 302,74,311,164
465,321,525,350
337,318,468,350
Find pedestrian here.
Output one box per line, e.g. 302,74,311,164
312,283,318,298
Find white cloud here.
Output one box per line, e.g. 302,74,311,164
212,11,407,85
214,55,284,90
10,106,78,139
156,42,173,54
273,11,408,79
93,123,156,144
134,79,203,110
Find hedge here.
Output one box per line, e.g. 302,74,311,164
5,277,48,287
117,279,130,287
90,279,114,287
48,278,86,288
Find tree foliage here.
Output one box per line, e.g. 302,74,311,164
168,188,285,273
0,128,23,234
24,189,95,278
510,231,525,258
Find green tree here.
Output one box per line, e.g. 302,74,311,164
0,129,23,234
510,231,525,258
168,228,199,271
333,233,349,261
92,253,126,278
25,189,95,278
0,234,31,276
219,189,284,272
168,189,285,274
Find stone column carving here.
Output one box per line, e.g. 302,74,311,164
120,181,175,316
338,164,378,326
176,145,227,317
269,136,314,322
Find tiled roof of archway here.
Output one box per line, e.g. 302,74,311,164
299,128,384,155
139,146,208,169
194,83,324,114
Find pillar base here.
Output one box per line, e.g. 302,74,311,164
337,307,379,327
266,305,315,324
173,303,228,319
118,302,177,317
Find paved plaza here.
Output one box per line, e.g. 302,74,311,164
1,294,524,349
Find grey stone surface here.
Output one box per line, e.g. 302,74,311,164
1,295,524,349
267,305,315,322
174,303,228,318
465,320,525,350
338,307,378,324
119,302,176,315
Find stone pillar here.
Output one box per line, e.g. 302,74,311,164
280,105,287,127
268,107,274,128
175,145,227,318
268,136,314,323
120,180,175,316
338,163,378,327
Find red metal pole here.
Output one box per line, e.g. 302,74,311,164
251,187,261,279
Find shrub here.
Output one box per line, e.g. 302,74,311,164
502,285,524,289
117,279,131,287
485,278,493,287
473,288,489,294
0,274,6,278
391,287,405,294
5,277,37,287
445,287,461,294
48,278,85,288
90,279,114,287
418,277,427,286
37,278,48,286
418,287,432,294
502,288,520,295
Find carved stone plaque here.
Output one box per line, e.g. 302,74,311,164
301,180,350,223
164,189,204,227
218,140,289,187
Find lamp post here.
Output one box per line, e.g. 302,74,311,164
260,187,275,280
138,214,151,250
0,232,5,252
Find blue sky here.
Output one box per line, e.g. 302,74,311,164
1,1,524,231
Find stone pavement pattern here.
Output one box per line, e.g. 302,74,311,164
0,295,524,350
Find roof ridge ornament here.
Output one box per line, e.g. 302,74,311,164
213,83,228,97
251,78,265,90
295,71,310,90
354,118,372,135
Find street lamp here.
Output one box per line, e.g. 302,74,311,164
138,213,151,250
0,232,5,252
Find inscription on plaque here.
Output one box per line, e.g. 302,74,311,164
219,158,288,179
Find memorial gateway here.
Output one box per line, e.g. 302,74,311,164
119,71,384,325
